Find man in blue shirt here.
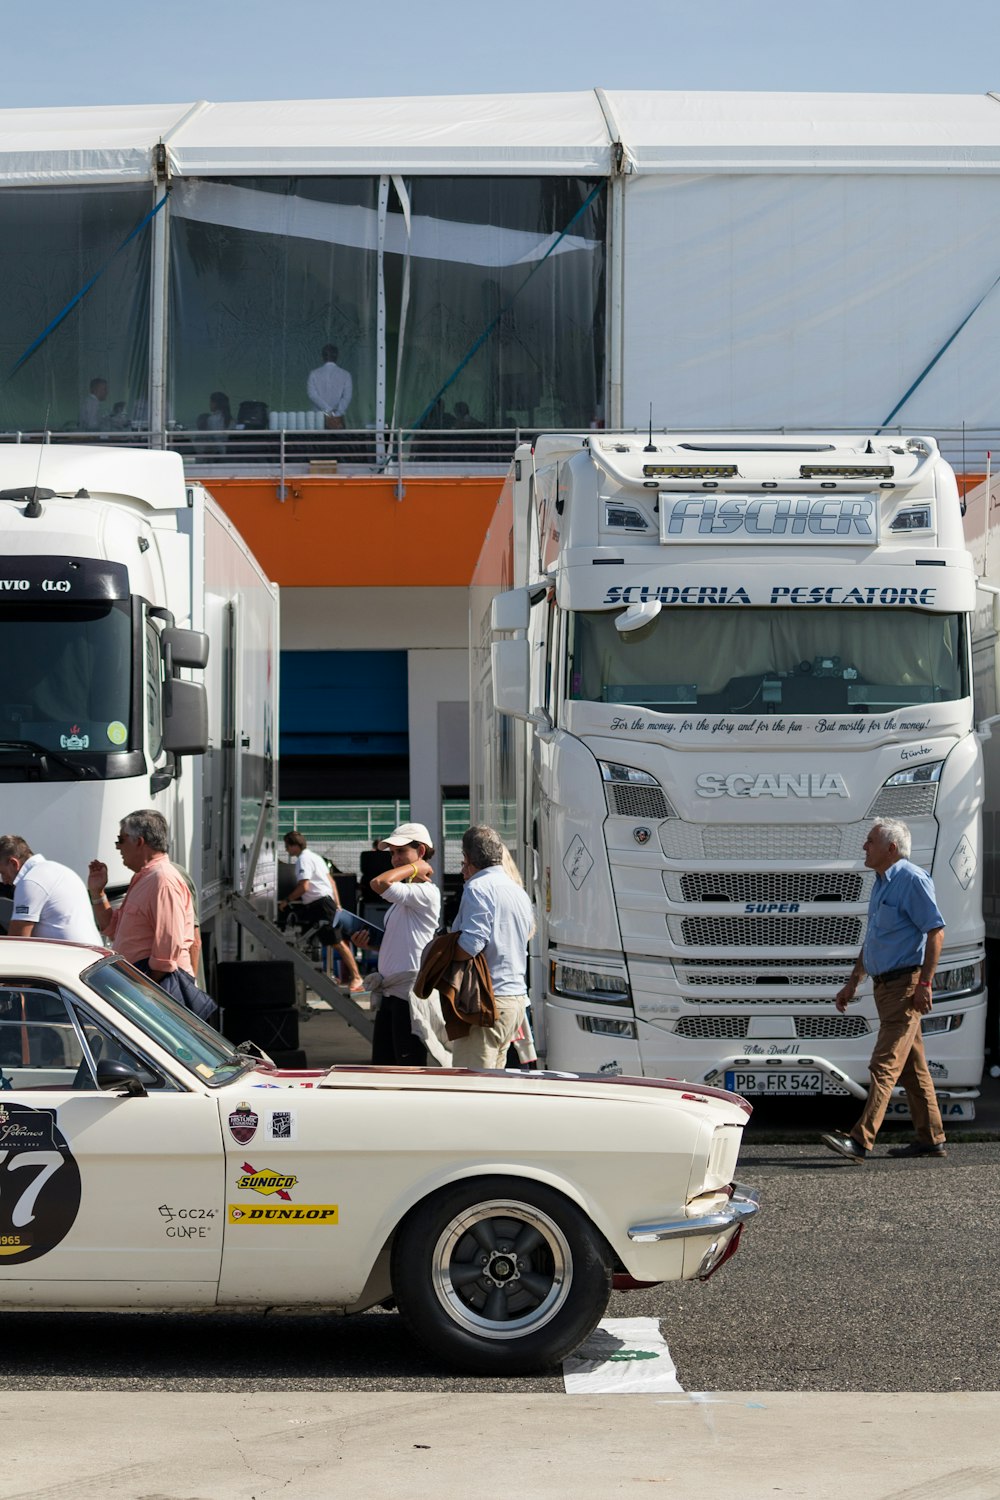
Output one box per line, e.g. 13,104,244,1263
452,825,534,1069
822,818,947,1162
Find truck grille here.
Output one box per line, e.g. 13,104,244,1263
660,821,869,861
669,871,866,904
606,783,674,819
672,1014,869,1039
678,958,852,987
670,915,863,948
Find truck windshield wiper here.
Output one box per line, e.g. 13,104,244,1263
0,739,94,779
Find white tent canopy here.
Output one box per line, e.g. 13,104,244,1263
2,89,1000,434
2,89,999,182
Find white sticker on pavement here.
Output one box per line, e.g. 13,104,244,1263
563,1317,683,1394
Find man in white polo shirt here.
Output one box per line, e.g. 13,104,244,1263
0,834,102,944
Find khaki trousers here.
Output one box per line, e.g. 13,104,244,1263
450,996,526,1070
851,971,945,1151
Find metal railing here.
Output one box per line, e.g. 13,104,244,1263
277,799,470,876
4,424,1000,471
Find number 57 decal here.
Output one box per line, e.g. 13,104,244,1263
0,1107,81,1265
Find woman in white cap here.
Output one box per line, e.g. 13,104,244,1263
359,822,443,1066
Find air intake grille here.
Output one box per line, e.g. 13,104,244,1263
606,783,674,819
794,1015,870,1039
676,958,853,997
660,822,869,861
670,915,863,948
867,784,938,818
671,871,865,905
673,1014,869,1039
673,1016,750,1040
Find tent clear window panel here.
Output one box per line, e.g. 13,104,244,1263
169,177,379,431
0,187,151,435
391,177,606,431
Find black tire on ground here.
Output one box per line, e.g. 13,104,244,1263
215,961,296,1012
220,1006,299,1052
390,1175,612,1376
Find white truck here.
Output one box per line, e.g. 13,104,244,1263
0,444,279,983
472,432,985,1118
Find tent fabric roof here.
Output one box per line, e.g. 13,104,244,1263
0,90,999,183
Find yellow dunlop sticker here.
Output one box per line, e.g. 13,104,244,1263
228,1204,338,1225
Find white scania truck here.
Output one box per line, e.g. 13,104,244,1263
0,445,279,982
471,432,985,1116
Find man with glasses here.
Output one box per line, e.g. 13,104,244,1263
87,810,215,1021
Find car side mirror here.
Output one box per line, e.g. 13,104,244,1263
96,1059,147,1097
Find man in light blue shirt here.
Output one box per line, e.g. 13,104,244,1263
822,817,947,1162
452,825,534,1069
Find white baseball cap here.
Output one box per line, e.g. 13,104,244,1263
378,821,433,851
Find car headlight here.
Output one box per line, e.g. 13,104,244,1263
932,962,983,999
551,959,631,1005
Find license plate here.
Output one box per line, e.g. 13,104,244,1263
725,1069,824,1095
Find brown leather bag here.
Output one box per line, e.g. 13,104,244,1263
324,413,345,430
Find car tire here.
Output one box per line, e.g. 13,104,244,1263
390,1176,612,1375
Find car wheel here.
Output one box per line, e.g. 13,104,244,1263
390,1176,612,1375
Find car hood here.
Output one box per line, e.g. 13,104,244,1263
248,1063,751,1126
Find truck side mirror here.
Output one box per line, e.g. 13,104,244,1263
161,627,209,669
492,589,532,632
492,639,532,720
162,679,209,754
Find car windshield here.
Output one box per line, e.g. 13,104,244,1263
83,957,253,1086
567,607,967,715
0,601,132,752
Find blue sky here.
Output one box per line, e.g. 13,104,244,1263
6,0,999,106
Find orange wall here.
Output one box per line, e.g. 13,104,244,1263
206,475,502,587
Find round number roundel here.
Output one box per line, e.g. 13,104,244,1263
0,1103,82,1265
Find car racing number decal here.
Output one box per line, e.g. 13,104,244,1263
0,1104,81,1265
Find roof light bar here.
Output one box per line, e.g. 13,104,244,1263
799,465,894,479
643,464,738,479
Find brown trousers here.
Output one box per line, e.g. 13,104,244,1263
851,971,945,1150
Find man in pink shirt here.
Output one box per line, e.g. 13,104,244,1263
87,810,215,1021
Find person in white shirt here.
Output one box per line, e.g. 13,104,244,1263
0,835,102,944
357,821,442,1066
278,830,363,991
79,377,108,433
306,345,352,428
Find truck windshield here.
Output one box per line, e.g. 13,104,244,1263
567,607,967,715
0,602,131,752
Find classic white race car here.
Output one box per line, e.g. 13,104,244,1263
0,939,758,1374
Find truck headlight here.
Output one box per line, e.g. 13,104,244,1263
921,1012,964,1035
551,959,631,1005
598,761,676,820
867,761,942,818
932,962,983,999
576,1015,638,1038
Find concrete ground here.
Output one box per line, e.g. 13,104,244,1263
3,1391,998,1498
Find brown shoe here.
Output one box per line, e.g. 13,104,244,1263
820,1132,869,1161
887,1140,947,1158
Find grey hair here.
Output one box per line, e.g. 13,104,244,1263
462,825,505,871
871,817,911,859
121,809,170,853
0,834,32,864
